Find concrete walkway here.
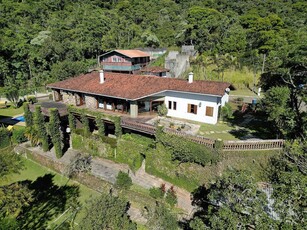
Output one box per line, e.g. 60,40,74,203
17,144,195,218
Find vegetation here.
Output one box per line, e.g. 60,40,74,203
68,111,76,132
23,102,33,127
156,127,218,166
115,171,133,190
157,103,168,117
48,108,62,158
81,111,90,137
34,105,49,151
79,193,137,230
96,114,105,137
65,153,92,179
0,128,10,148
11,128,27,144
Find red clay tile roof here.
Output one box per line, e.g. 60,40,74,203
115,50,150,58
140,66,169,73
47,72,231,100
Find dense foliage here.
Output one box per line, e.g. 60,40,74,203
115,171,133,190
23,102,33,127
48,108,62,158
0,128,10,149
155,127,218,166
79,193,136,230
1,0,306,91
34,106,49,151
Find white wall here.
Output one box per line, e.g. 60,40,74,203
165,91,222,124
221,92,229,106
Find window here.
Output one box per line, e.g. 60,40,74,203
168,101,177,110
187,104,197,114
173,101,177,110
206,106,214,117
168,101,172,109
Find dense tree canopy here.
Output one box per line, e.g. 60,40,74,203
1,0,306,91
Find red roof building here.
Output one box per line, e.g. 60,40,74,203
48,71,231,124
99,50,150,74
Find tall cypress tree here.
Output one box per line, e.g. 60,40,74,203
23,102,33,127
81,111,90,137
96,115,105,137
34,105,49,152
68,111,76,133
49,108,62,158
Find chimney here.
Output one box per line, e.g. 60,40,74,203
99,69,104,84
188,72,193,83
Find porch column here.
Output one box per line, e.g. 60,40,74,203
150,100,153,115
130,101,138,118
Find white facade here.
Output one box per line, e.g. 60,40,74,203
164,91,229,124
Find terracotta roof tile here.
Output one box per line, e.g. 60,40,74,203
115,50,150,58
47,72,231,100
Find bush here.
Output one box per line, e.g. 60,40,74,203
74,128,84,136
115,171,132,190
27,96,37,104
220,103,233,121
149,184,166,199
12,128,27,144
157,103,168,116
165,186,177,207
0,127,11,148
101,136,117,148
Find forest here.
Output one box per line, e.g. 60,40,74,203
1,0,306,91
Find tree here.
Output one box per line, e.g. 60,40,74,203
0,148,24,182
48,108,62,158
81,111,90,137
96,114,105,137
68,111,76,133
190,168,276,229
79,193,136,230
5,87,20,108
145,202,178,230
23,102,33,127
34,105,49,151
261,86,294,138
0,128,11,149
115,171,132,190
267,141,307,228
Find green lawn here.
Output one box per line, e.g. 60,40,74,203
198,122,240,140
1,157,100,228
0,104,24,117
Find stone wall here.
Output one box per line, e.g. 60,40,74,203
62,92,77,105
85,95,97,109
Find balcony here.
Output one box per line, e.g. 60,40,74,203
103,64,141,71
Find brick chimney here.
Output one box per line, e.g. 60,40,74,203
188,72,193,83
99,69,104,84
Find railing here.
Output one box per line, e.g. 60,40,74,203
165,128,215,148
121,119,285,151
121,119,156,135
103,64,141,71
223,139,285,151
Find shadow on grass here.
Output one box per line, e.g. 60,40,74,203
226,109,275,140
18,174,80,229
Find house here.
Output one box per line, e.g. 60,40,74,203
140,66,169,77
47,71,231,124
99,50,150,74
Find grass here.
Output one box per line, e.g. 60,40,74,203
0,104,24,117
198,122,240,140
0,156,100,227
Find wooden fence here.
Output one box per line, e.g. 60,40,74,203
121,119,284,151
223,139,285,151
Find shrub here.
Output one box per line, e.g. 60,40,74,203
0,127,11,148
157,103,168,116
165,186,177,207
27,96,37,104
101,136,117,148
12,128,27,144
74,128,84,136
115,171,132,190
23,102,33,127
220,103,233,121
149,184,166,199
48,108,63,158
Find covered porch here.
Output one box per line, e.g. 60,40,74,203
52,89,164,118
